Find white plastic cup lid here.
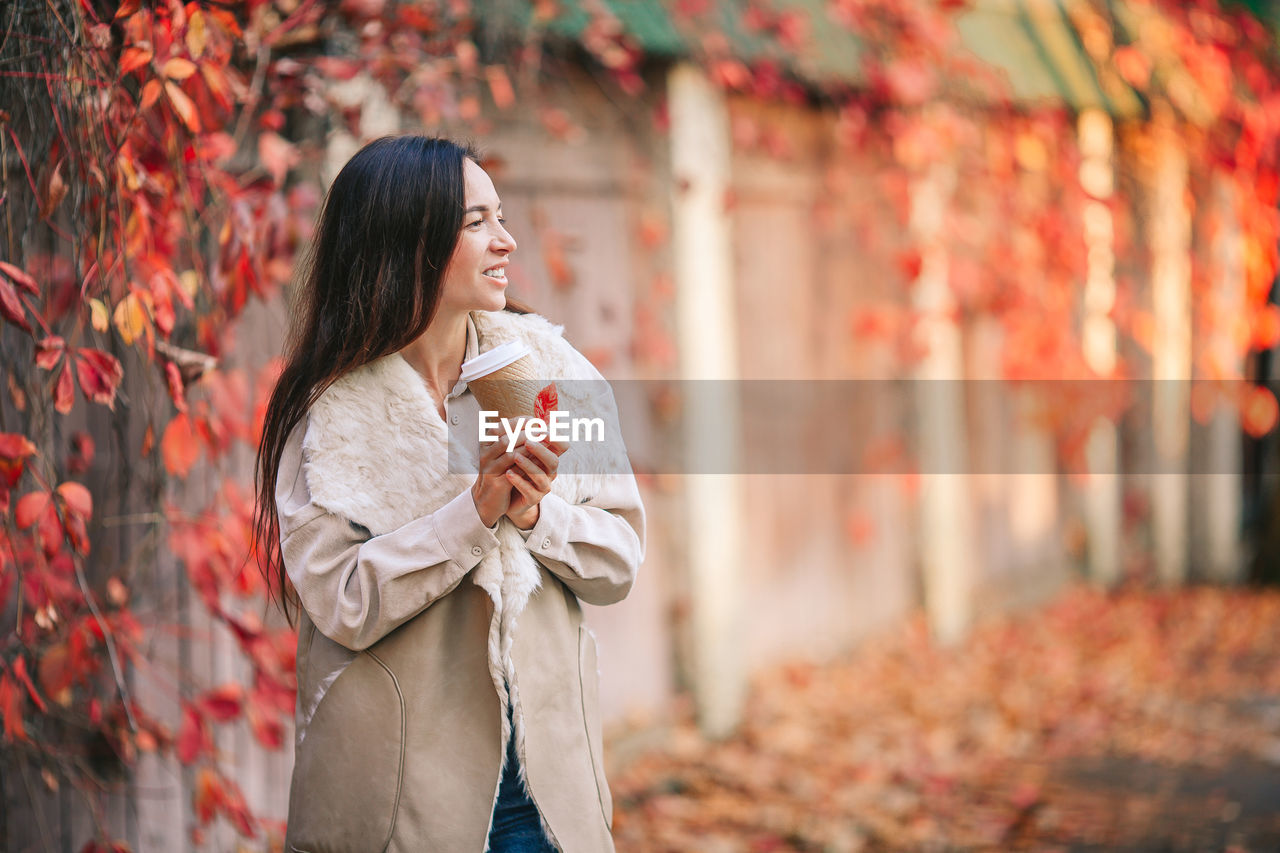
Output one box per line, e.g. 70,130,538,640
459,341,531,383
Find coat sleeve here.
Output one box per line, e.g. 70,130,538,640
276,421,501,651
517,342,646,606
519,475,645,606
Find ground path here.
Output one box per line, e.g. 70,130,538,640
608,585,1280,852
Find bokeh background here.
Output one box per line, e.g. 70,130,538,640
3,0,1280,850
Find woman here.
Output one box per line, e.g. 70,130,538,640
253,135,645,852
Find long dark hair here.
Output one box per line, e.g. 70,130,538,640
253,135,530,616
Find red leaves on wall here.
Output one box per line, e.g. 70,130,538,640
176,703,211,765
0,267,34,332
0,675,27,742
160,412,202,476
74,350,124,410
0,433,37,488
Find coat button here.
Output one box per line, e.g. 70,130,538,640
451,414,460,425
471,545,483,556
541,537,551,550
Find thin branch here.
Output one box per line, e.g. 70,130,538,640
18,756,56,853
231,44,270,152
72,556,139,734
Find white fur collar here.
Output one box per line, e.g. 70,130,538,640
299,309,629,765
301,308,621,536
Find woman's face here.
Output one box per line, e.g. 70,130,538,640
438,158,517,316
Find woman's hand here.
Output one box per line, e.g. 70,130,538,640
471,437,521,528
504,435,567,530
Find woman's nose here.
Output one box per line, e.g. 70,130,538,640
494,223,516,253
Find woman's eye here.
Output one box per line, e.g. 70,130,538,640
467,220,483,229
497,217,507,225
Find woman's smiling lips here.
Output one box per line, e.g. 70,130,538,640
482,262,508,282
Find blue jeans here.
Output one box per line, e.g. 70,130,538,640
487,707,556,852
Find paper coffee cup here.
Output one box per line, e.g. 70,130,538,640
460,342,541,421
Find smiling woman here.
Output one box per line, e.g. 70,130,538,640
252,135,646,852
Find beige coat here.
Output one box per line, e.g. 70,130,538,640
277,309,645,852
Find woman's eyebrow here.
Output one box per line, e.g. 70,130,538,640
465,203,503,213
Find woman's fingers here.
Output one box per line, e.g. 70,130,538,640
512,451,554,491
518,439,559,478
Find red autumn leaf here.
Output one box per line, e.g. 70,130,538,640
0,674,27,742
165,361,188,413
1113,46,1151,90
74,348,125,410
38,158,67,220
1242,385,1278,438
896,249,923,282
176,704,208,764
193,766,223,824
68,432,94,474
198,683,243,722
486,65,516,110
15,491,51,529
165,81,201,133
119,45,153,74
0,261,38,295
220,778,257,837
35,336,65,370
253,671,297,715
12,656,47,713
0,277,32,333
56,482,93,520
248,701,284,749
0,433,37,488
139,78,163,111
541,229,576,291
54,361,74,415
0,433,36,459
162,57,197,80
18,489,62,555
161,413,201,476
38,644,74,706
534,383,558,422
258,132,300,185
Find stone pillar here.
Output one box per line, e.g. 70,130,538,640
1201,176,1245,582
1149,106,1192,586
1078,108,1123,587
667,62,747,737
910,160,975,646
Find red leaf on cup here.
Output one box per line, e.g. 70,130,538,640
534,382,558,422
